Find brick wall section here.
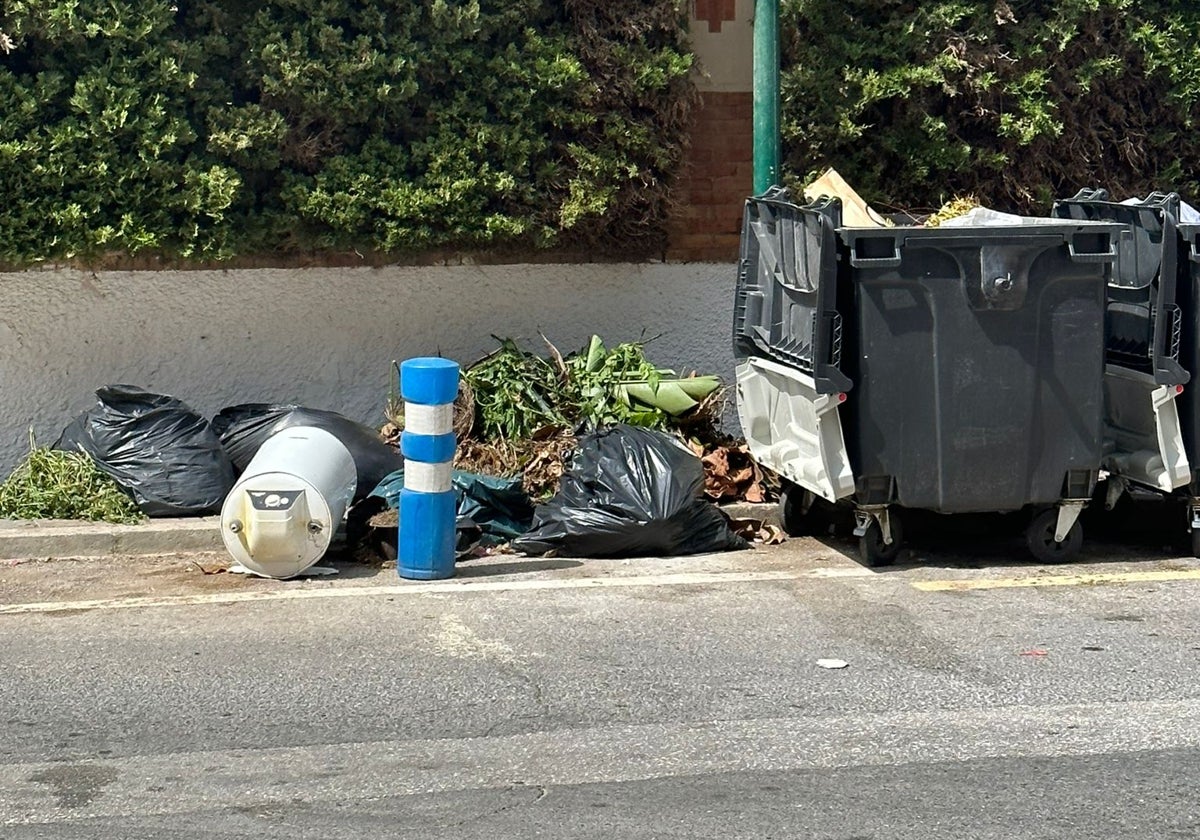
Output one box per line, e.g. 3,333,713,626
695,0,738,32
667,91,753,262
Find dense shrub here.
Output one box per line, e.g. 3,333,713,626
0,0,693,263
0,1,238,261
781,1,1200,213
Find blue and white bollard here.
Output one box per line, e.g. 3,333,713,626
398,357,460,580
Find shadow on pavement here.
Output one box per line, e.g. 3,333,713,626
322,554,583,581
809,499,1191,572
455,558,584,578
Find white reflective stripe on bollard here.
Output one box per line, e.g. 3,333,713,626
404,460,454,494
404,403,454,436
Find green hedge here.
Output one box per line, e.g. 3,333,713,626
781,1,1200,213
0,0,693,263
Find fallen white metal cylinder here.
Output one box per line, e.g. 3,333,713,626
220,426,357,579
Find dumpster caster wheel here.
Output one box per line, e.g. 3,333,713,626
1026,509,1082,563
859,516,903,567
1189,527,1200,560
780,483,819,537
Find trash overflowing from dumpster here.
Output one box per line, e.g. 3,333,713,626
392,334,740,504
736,184,1121,564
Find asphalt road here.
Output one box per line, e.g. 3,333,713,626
2,534,1200,838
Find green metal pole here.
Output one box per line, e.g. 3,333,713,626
752,0,780,195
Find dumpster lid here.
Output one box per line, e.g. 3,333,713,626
836,218,1125,276
837,218,1124,235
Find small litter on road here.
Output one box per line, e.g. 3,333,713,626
816,659,849,670
1019,649,1049,657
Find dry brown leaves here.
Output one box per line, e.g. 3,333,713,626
368,507,399,529
696,443,768,503
671,386,728,443
380,422,400,448
453,437,525,477
453,432,579,501
521,434,577,499
728,518,786,546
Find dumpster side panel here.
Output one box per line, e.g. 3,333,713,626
1052,191,1187,385
845,241,1106,513
1102,367,1191,493
732,191,852,394
735,357,856,503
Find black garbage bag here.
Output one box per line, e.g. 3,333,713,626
513,425,749,558
55,385,236,517
211,404,403,501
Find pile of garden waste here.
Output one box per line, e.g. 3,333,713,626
381,335,772,503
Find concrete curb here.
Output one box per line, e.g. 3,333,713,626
719,501,780,526
0,501,778,562
0,517,223,561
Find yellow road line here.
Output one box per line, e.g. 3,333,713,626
913,568,1200,592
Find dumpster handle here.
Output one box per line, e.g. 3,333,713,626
848,238,902,269
1067,232,1118,263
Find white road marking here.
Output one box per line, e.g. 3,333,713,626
0,568,873,616
8,560,1199,615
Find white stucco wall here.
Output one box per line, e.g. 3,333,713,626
690,0,754,92
0,263,737,474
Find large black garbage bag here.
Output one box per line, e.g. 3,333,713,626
211,404,403,501
513,425,749,558
55,385,236,517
